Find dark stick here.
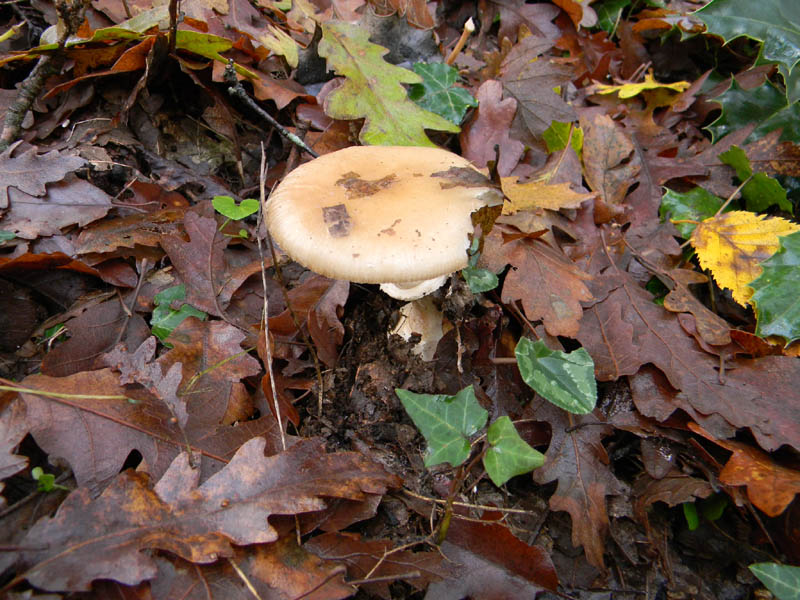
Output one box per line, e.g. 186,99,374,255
223,61,319,159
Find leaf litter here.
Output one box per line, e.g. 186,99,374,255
1,0,799,598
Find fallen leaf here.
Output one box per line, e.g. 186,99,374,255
481,224,593,338
459,79,524,176
691,424,800,517
0,143,85,210
0,399,29,507
149,542,354,600
691,211,800,306
425,509,558,597
499,34,576,140
157,318,262,431
663,269,731,346
160,211,228,316
581,271,800,452
8,437,399,592
532,401,627,568
501,176,596,213
318,21,459,146
592,71,690,99
41,298,150,377
581,112,641,208
307,531,452,598
3,177,112,239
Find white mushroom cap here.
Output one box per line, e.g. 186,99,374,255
265,146,500,292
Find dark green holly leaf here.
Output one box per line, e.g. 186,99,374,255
483,416,545,486
409,62,478,125
719,145,791,211
660,187,730,238
396,385,488,468
707,79,800,143
749,562,800,600
594,0,630,33
750,230,800,344
695,0,800,80
151,285,207,343
515,338,597,414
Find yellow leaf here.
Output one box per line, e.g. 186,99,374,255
257,25,298,68
691,211,800,306
501,177,595,214
593,71,690,99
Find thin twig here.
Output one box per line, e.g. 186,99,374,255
224,61,318,159
258,143,287,453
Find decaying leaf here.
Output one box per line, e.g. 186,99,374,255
532,401,627,568
7,437,400,591
481,225,593,337
0,143,85,210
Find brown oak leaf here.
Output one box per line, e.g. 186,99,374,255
7,438,399,592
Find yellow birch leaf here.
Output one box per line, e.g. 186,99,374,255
593,71,690,99
501,176,596,214
691,211,800,306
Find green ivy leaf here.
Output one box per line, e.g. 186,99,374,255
396,385,488,468
408,62,478,125
212,195,260,220
462,266,498,293
515,338,597,414
660,187,731,238
707,79,800,144
719,145,791,211
749,563,800,600
484,416,545,486
151,285,207,344
318,21,459,146
694,0,800,80
750,230,800,344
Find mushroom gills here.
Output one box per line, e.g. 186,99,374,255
379,275,449,301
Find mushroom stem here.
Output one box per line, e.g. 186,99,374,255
390,296,445,361
445,18,475,66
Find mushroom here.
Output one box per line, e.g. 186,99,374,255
265,145,501,356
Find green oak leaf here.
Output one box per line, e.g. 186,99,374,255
212,196,260,220
484,416,544,486
318,21,459,146
749,563,800,600
707,79,800,144
408,62,478,125
151,284,207,344
660,187,731,238
750,230,800,344
719,145,791,211
515,338,597,414
396,385,488,468
694,0,800,80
